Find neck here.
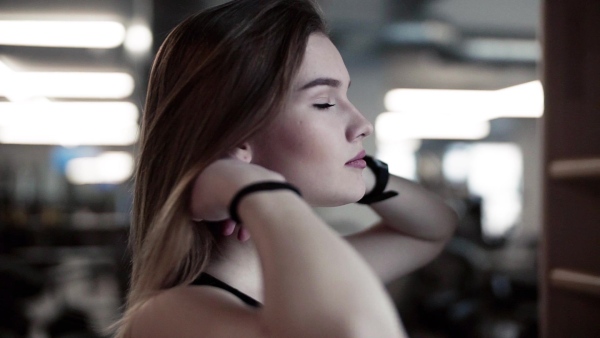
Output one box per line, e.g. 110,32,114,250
204,231,263,302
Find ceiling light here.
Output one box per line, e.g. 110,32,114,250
463,38,540,63
384,81,544,120
376,112,490,141
66,152,135,185
0,101,139,145
384,88,494,119
125,24,153,54
0,125,139,146
491,81,544,118
0,20,126,48
0,67,134,100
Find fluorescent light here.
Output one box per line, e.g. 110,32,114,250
0,20,126,48
125,24,153,54
376,112,490,141
463,38,540,63
0,101,138,126
385,88,493,119
384,80,544,120
0,70,134,100
492,81,544,118
0,125,139,146
66,152,134,184
382,21,458,46
0,101,139,145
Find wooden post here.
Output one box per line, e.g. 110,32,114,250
540,0,600,337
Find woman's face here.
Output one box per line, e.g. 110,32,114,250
249,33,373,206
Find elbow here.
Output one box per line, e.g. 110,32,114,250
417,199,460,243
431,204,459,243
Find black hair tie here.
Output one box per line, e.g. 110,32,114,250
229,181,302,223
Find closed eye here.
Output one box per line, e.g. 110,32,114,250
313,103,336,110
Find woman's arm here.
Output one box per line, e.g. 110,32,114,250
134,159,406,338
239,187,405,338
346,166,458,283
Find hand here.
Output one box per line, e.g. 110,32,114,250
362,161,376,194
190,158,285,222
210,219,251,242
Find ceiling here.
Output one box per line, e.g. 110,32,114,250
0,0,541,82
0,0,541,149
0,0,543,202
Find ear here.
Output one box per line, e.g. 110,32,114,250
228,142,253,163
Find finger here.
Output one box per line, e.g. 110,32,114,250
222,219,236,236
237,226,251,242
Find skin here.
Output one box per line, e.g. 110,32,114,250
248,33,373,206
132,33,457,338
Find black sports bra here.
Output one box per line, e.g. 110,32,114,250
191,273,262,308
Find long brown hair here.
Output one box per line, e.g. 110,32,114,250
114,0,327,336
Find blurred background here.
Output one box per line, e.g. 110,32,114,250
0,0,545,337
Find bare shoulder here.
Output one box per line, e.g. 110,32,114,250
131,285,268,338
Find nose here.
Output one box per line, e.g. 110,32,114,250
346,103,373,141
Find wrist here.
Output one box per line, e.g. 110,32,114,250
229,181,302,223
220,160,285,207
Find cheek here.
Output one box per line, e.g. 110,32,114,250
268,119,318,157
254,117,362,206
278,119,334,163
254,119,331,180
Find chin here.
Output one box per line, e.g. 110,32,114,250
309,188,366,207
299,175,366,207
339,184,367,205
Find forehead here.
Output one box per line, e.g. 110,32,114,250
293,34,350,89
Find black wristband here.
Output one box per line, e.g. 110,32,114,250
357,156,399,204
228,181,302,223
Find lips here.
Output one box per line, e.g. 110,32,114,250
345,150,367,168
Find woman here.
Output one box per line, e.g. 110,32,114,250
114,0,457,337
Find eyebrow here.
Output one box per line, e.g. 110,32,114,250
298,77,350,91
